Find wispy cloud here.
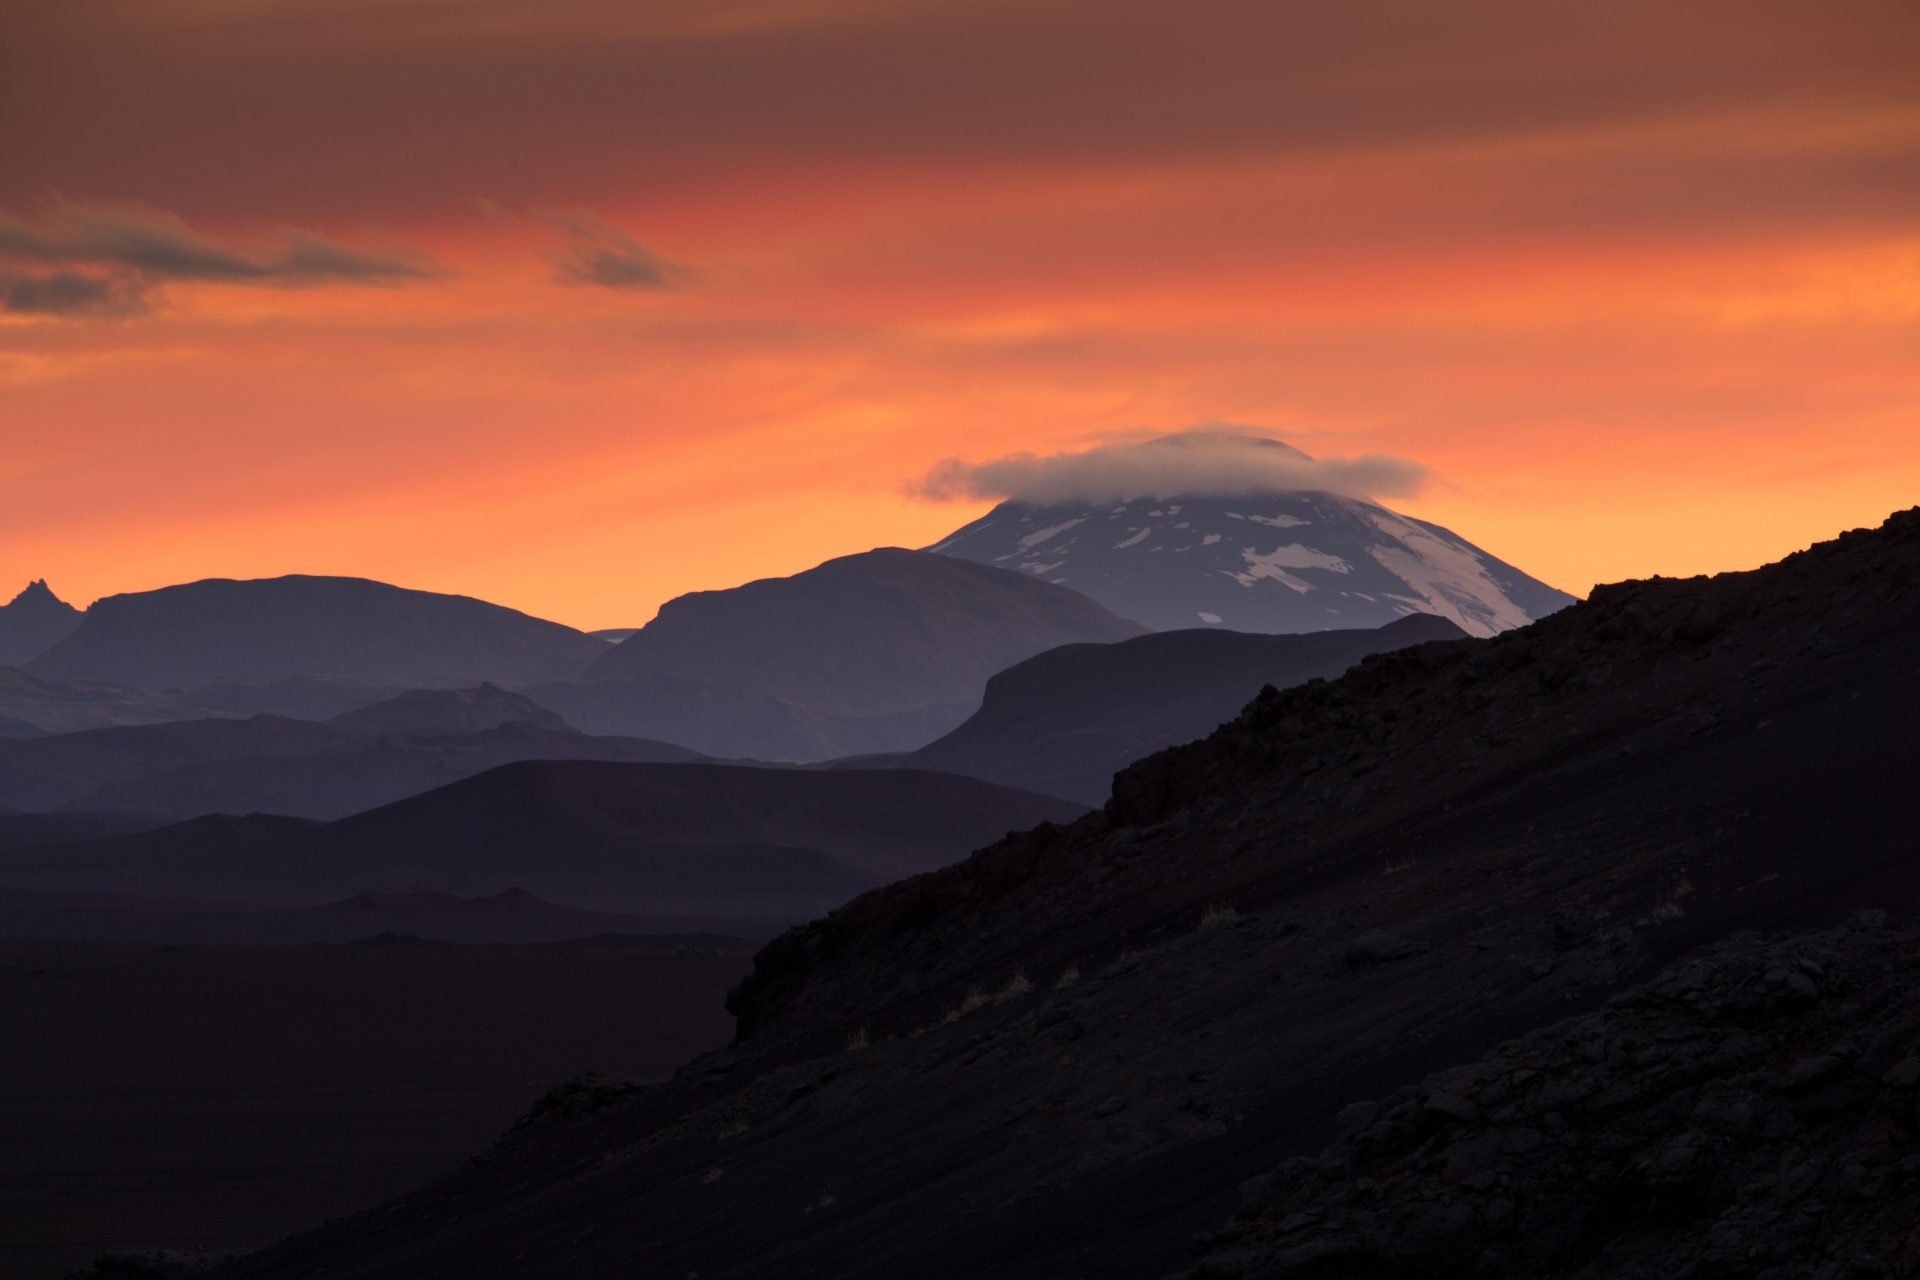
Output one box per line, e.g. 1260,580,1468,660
910,429,1433,503
0,202,437,320
0,270,148,318
544,211,693,290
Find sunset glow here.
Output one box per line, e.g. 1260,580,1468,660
4,0,1917,628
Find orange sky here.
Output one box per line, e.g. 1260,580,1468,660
3,0,1917,629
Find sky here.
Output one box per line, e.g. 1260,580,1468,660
2,0,1916,630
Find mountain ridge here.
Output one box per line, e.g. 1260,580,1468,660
29,574,608,690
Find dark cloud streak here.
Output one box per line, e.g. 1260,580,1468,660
545,212,691,290
0,204,433,286
0,269,146,317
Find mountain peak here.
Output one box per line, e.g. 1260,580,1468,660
930,490,1574,638
0,578,84,666
7,579,76,612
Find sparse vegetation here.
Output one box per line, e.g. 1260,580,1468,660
1055,963,1080,989
845,1027,869,1051
700,1166,724,1185
993,971,1032,1003
1651,874,1695,921
935,973,1032,1026
1383,857,1417,877
1200,903,1241,929
942,984,989,1023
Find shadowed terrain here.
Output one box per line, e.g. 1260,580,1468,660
0,761,1088,917
0,936,750,1280
187,509,1919,1279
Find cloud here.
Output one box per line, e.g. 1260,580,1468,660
0,270,148,318
0,203,435,314
545,211,692,290
909,429,1433,504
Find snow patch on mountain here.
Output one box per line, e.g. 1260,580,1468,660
927,472,1575,637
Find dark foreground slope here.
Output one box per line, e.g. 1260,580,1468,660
197,510,1920,1279
1190,913,1920,1279
904,613,1466,803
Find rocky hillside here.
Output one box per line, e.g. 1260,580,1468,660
1191,913,1920,1280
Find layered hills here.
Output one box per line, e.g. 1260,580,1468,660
0,760,1087,916
0,663,211,737
903,612,1466,803
204,509,1920,1279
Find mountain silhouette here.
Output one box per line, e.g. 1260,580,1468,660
28,575,608,690
588,548,1148,721
902,613,1467,802
0,580,83,666
928,435,1574,635
0,760,1089,916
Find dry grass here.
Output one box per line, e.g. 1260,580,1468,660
1651,875,1695,921
1199,903,1241,929
1055,964,1080,989
845,1027,869,1052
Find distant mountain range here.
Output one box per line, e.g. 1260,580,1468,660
590,547,1148,715
0,760,1087,916
562,547,1149,759
929,435,1574,635
28,575,608,690
525,673,968,762
0,662,210,737
0,686,703,818
900,613,1468,803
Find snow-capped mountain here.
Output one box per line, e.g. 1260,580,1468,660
926,441,1575,637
